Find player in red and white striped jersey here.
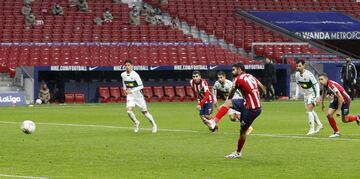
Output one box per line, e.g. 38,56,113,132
319,73,360,138
190,71,217,132
207,63,265,158
233,72,262,109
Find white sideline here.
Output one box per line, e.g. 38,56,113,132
1,121,360,142
0,174,48,179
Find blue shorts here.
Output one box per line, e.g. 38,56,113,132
199,102,213,116
231,99,245,112
232,99,262,131
329,100,350,116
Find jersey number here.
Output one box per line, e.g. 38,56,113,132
244,76,257,89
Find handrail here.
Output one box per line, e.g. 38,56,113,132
19,66,34,83
236,10,360,59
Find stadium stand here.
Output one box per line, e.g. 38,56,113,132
109,86,121,102
185,86,195,101
143,86,154,102
144,0,358,61
0,0,355,75
0,0,331,70
0,45,255,67
174,86,186,101
164,86,175,102
98,86,110,103
64,93,75,103
95,85,210,102
153,86,165,101
75,93,85,103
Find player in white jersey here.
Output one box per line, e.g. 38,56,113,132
213,71,241,112
212,71,242,105
294,60,323,135
121,60,157,133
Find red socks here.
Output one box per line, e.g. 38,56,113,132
237,137,246,153
347,115,358,123
214,106,229,123
327,116,339,133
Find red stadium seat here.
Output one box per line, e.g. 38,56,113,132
109,87,121,102
119,87,127,100
143,86,154,102
65,93,75,104
164,86,175,102
99,87,110,103
74,93,85,104
175,86,186,101
185,86,195,101
153,86,164,102
0,0,343,70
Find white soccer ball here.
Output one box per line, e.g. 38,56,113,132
21,120,36,134
35,99,42,104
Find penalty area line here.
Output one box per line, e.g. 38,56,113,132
1,121,360,141
0,173,48,179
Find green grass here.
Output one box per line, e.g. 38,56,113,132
0,101,360,178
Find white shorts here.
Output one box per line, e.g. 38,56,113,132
126,97,148,111
304,94,316,106
228,108,241,115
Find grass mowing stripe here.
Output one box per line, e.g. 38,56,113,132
2,120,360,142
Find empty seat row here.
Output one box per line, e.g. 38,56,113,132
144,0,342,62
0,45,253,67
98,86,196,103
64,93,85,104
0,0,200,43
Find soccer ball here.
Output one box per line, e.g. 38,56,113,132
35,99,42,104
21,120,36,134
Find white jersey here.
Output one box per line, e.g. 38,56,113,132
295,70,320,98
212,79,242,103
121,70,144,99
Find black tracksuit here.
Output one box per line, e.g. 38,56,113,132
341,62,358,100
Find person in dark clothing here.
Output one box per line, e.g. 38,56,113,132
264,57,276,101
341,57,357,100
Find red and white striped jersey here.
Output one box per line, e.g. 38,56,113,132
233,73,262,109
190,79,213,106
327,80,350,104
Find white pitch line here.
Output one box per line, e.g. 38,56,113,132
1,121,360,141
0,174,48,179
251,133,360,141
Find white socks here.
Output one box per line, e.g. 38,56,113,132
144,112,156,126
312,110,322,126
127,111,157,128
127,111,139,124
307,111,315,131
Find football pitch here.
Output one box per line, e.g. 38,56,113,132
0,101,360,178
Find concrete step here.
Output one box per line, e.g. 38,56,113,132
0,81,13,87
176,19,248,58
0,86,22,92
0,76,12,81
